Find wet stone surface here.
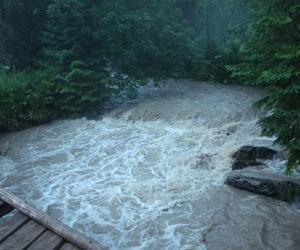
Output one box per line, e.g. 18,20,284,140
231,145,278,170
226,170,300,202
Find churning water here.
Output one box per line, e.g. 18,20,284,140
1,80,300,250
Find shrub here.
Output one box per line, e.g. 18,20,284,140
0,69,57,132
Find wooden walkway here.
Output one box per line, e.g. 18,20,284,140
0,188,103,250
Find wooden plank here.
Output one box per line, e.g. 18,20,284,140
0,211,29,243
60,243,81,250
0,220,46,250
27,230,64,250
0,201,13,218
0,188,102,250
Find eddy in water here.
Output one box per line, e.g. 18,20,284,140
0,80,300,249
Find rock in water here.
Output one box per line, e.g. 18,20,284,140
231,146,278,170
225,170,300,202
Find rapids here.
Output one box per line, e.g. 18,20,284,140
0,80,300,250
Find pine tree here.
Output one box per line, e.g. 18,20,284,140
43,0,109,115
229,0,300,173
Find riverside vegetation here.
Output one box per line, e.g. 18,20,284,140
0,0,299,172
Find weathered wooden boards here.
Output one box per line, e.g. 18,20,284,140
60,243,80,250
27,230,64,250
0,211,29,242
0,188,103,250
0,220,45,249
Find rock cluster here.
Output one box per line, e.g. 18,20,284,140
231,146,277,170
226,145,300,202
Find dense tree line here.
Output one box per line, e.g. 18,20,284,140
0,0,200,131
0,0,299,171
0,0,249,75
229,0,300,172
0,0,241,132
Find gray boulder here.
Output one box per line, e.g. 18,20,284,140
225,170,300,202
231,146,277,170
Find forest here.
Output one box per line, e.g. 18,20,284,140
0,0,299,172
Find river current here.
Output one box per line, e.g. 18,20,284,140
0,80,300,249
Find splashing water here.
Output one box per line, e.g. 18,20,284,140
1,80,300,250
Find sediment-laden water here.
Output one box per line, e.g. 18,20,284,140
1,80,300,250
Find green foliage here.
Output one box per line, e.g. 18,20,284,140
191,32,245,83
96,0,202,79
53,64,109,116
0,69,57,132
209,46,242,83
229,0,300,173
42,0,110,116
